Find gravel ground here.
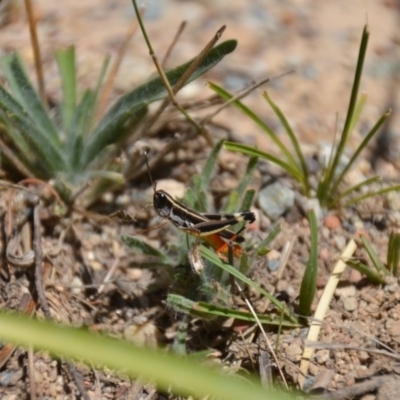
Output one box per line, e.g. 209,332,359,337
0,1,400,399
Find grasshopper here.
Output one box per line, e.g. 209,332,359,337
145,154,255,257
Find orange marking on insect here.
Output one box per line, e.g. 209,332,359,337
202,233,243,259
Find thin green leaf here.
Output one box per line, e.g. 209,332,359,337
82,40,237,168
0,87,66,175
319,25,369,203
168,295,299,327
256,223,281,255
55,46,76,134
387,232,400,276
343,185,400,208
360,235,386,273
88,54,111,134
223,191,239,213
298,209,318,317
209,81,299,171
347,92,367,139
199,246,297,323
224,142,303,182
240,189,255,211
236,155,258,198
1,54,59,147
331,176,381,207
0,312,289,400
122,234,173,264
263,92,309,195
329,109,390,199
201,139,224,188
67,89,96,171
183,187,197,209
346,259,386,284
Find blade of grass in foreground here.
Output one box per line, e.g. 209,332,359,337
0,312,289,400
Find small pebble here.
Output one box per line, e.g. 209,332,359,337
348,268,363,284
324,214,341,229
267,259,280,272
385,191,400,211
258,182,295,220
319,247,330,262
285,343,302,362
386,319,400,338
358,351,370,361
266,249,281,271
333,235,346,250
315,349,330,364
336,285,356,298
70,276,83,296
343,296,358,312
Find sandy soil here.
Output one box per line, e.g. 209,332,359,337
0,1,400,399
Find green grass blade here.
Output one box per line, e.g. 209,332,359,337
89,54,111,132
67,89,96,171
255,223,281,255
208,81,299,170
1,53,60,147
298,209,318,317
346,260,386,284
0,87,66,175
168,295,300,327
319,25,369,202
329,109,390,198
122,234,174,265
347,92,367,138
77,53,110,140
223,191,240,213
387,232,400,276
201,139,224,188
83,40,237,169
0,312,289,400
240,189,255,211
224,141,303,182
236,155,258,199
226,189,256,236
343,185,400,208
360,235,386,274
55,46,76,134
263,91,309,195
331,176,381,207
199,246,297,323
224,156,257,213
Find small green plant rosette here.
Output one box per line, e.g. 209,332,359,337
0,40,237,202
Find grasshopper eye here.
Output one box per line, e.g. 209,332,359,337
154,191,172,218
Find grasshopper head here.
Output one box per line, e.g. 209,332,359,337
153,190,173,218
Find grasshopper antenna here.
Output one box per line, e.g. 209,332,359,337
143,151,157,191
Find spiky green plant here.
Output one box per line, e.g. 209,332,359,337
0,40,236,203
